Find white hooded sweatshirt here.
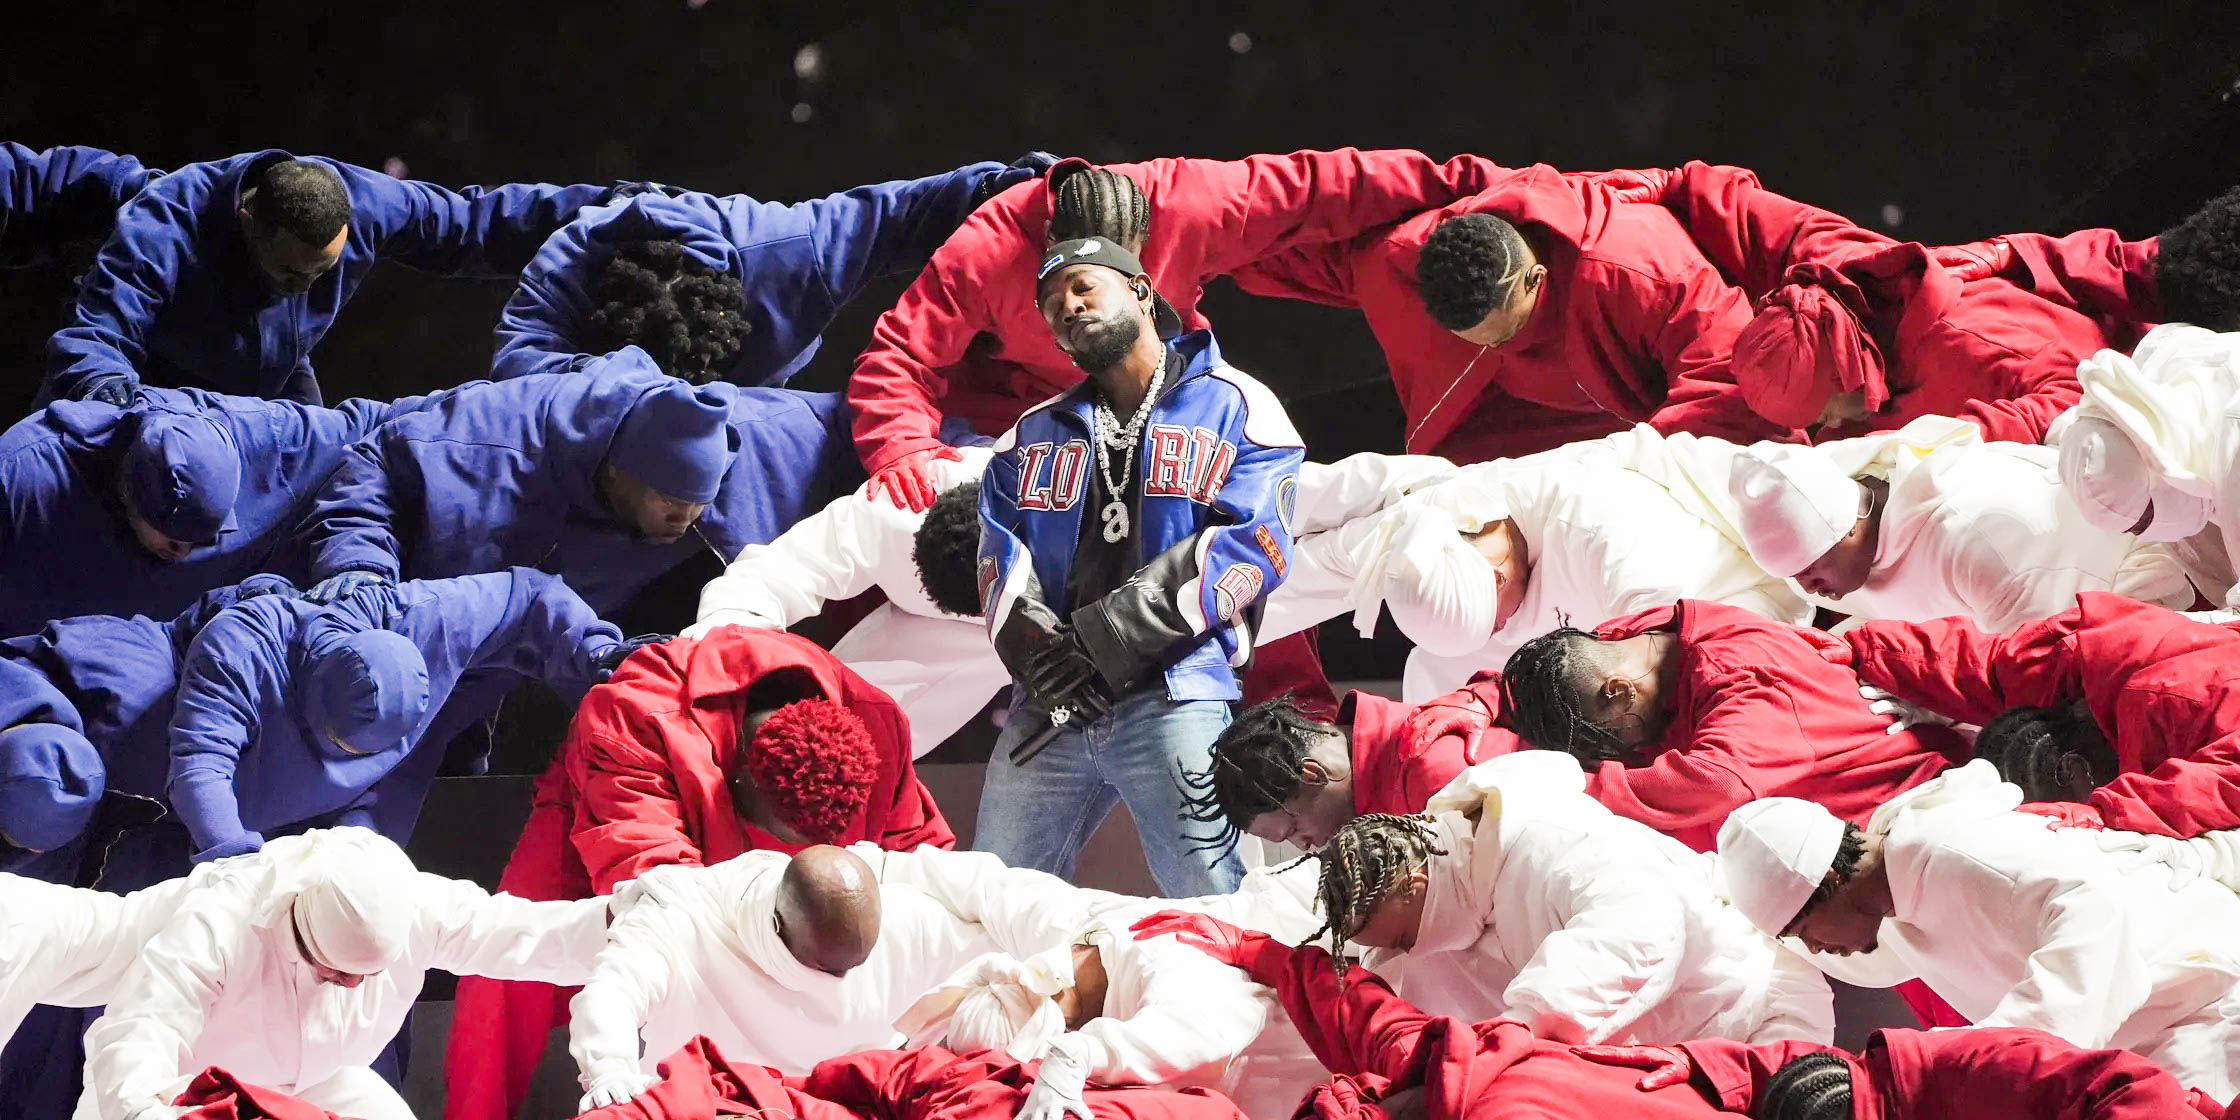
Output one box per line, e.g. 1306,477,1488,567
566,848,998,1086
1363,753,1834,1045
873,846,1324,1120
1781,760,2240,1098
0,871,219,1045
76,828,608,1120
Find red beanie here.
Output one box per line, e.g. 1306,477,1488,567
745,698,878,843
1735,272,1888,429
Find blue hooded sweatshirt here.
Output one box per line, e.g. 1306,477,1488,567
45,149,605,404
0,385,435,638
0,142,161,270
491,159,1032,385
164,570,621,862
292,349,858,614
0,656,101,873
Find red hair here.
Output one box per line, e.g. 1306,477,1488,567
745,698,878,842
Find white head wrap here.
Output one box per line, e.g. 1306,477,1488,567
1714,798,1847,938
1729,443,1862,578
893,946,1075,1060
290,830,421,975
1347,472,1510,655
2053,412,2215,541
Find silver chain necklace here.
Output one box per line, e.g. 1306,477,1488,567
1091,348,1169,543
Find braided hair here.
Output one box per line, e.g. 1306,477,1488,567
1415,213,1534,331
1179,695,1331,858
1801,822,1868,915
1976,700,2114,803
1308,813,1446,975
586,237,751,383
1047,166,1150,249
1754,1052,1852,1120
1498,626,1629,762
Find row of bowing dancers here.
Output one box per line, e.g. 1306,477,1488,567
3,138,2240,1119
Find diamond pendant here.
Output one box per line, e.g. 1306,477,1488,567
1100,500,1130,543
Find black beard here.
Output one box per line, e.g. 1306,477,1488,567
1066,312,1142,375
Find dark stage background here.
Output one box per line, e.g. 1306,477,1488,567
4,0,2240,766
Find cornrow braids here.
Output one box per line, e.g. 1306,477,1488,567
587,237,751,383
1047,166,1150,250
1178,695,1329,856
1976,700,2113,803
1754,1052,1852,1120
1307,812,1445,976
1498,627,1629,762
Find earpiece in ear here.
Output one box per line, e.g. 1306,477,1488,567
1134,280,1152,300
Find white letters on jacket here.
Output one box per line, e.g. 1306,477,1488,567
1365,753,1835,1045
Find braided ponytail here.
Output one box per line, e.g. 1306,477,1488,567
1048,166,1150,249
1306,813,1445,976
1499,627,1628,762
1755,1052,1852,1120
1976,700,2113,803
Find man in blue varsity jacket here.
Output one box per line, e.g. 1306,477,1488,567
977,235,1305,895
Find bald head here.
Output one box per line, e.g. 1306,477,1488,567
774,845,882,976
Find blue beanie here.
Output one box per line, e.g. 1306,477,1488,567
122,410,241,544
608,380,739,504
0,723,105,852
300,628,431,760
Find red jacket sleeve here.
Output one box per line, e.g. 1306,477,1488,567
1650,160,1893,299
1227,237,1363,308
868,760,956,852
568,729,706,895
2003,229,2161,324
1238,938,1455,1084
1880,1026,2208,1120
1178,149,1511,276
1583,667,1816,844
1672,1038,1838,1112
1629,262,1799,443
2091,719,2240,838
847,252,994,473
1841,610,2086,725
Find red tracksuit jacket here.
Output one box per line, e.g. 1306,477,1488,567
1680,1027,2218,1119
1231,163,1796,464
1843,593,2240,837
845,148,1508,473
1980,228,2161,347
1344,682,1518,817
1650,161,2109,446
1587,601,1969,851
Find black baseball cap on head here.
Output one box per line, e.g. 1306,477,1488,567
1036,237,1183,339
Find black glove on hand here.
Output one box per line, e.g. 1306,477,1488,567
1022,624,1112,720
303,569,392,605
81,374,139,408
593,633,674,683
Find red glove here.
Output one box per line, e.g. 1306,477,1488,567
2017,801,2106,831
1570,1044,1695,1091
868,445,964,512
1129,910,1275,970
1397,688,1496,760
1928,237,2014,283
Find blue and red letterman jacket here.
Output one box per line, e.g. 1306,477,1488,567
978,330,1305,702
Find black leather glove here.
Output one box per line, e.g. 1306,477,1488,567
593,633,674,683
1022,624,1113,720
605,180,689,201
80,374,139,408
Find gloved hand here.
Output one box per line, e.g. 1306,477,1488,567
304,569,393,605
1016,1035,1094,1120
579,1070,663,1112
606,180,688,201
972,152,1063,208
80,374,140,408
1128,909,1272,969
194,831,266,863
234,573,299,600
868,445,964,512
1022,625,1111,721
1570,1043,1695,1091
2096,829,2206,889
2017,801,2105,831
593,633,674,683
1859,685,1954,735
1928,237,2013,282
1397,686,1497,759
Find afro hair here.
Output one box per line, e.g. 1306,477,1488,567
914,480,985,618
587,237,752,383
744,697,879,843
1414,212,1534,331
2158,182,2240,331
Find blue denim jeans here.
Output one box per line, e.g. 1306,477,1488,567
975,690,1242,897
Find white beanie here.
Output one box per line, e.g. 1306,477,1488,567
2050,410,2213,541
1351,479,1509,656
1729,443,1862,578
1716,797,1847,937
292,840,420,975
894,947,1073,1061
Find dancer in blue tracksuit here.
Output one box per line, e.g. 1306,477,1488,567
0,657,101,877
0,142,160,270
978,237,1304,896
290,346,857,614
0,386,433,637
45,149,606,405
493,155,1050,385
